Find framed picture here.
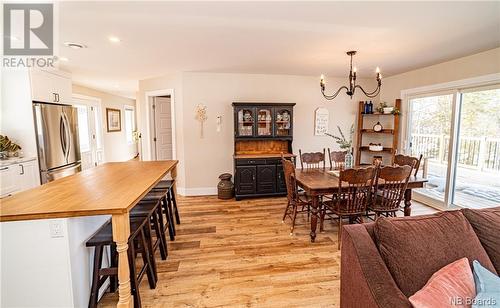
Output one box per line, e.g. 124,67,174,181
106,108,121,132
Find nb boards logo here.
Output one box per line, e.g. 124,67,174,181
3,3,55,68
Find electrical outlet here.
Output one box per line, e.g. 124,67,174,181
49,220,64,238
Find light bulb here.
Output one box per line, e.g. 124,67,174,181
376,67,380,73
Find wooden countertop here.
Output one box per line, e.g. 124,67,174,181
234,153,296,159
0,161,178,222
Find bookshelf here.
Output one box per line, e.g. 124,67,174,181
355,99,401,165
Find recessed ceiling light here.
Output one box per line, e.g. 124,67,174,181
108,36,121,43
64,42,87,49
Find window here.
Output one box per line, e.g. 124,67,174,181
124,106,136,144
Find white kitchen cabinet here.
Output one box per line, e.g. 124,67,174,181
30,70,72,104
0,159,39,198
0,165,18,197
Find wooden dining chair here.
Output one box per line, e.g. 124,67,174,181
281,156,312,235
321,166,376,249
328,149,347,170
394,154,423,176
299,149,326,170
368,164,414,218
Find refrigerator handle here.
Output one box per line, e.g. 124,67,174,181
59,115,67,160
63,112,71,160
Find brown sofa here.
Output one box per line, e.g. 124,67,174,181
340,207,500,308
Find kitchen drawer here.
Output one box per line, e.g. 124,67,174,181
235,158,267,165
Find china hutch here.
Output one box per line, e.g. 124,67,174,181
232,102,295,200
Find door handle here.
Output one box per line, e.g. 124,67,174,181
53,93,57,102
56,93,60,102
62,112,71,160
19,164,24,175
0,167,8,171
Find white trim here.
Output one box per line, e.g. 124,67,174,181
176,187,217,197
400,73,500,97
144,89,176,161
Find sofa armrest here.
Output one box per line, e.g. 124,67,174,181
341,224,411,308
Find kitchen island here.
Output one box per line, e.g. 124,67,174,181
0,160,178,307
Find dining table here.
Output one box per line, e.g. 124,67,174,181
0,160,178,308
294,168,428,242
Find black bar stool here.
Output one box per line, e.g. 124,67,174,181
153,180,180,225
130,200,168,268
86,217,156,308
141,189,176,240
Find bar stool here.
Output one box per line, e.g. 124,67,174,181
152,180,180,225
130,200,168,269
141,189,176,240
86,217,156,308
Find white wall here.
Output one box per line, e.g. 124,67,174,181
73,84,138,162
138,72,376,193
1,69,39,159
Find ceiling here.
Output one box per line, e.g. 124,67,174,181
58,1,500,98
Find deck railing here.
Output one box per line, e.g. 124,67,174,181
411,134,500,171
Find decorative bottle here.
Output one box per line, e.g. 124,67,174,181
344,147,354,169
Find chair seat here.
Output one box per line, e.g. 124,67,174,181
86,217,147,247
130,201,158,217
153,180,174,190
141,190,168,202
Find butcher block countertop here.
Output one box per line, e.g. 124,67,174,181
234,153,296,159
0,161,178,222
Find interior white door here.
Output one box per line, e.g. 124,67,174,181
153,96,173,160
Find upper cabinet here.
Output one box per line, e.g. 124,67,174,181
233,103,295,139
274,107,293,137
30,70,72,104
235,106,255,137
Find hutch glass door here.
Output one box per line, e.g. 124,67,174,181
256,107,273,137
274,108,292,137
236,107,255,137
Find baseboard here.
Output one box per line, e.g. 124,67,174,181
177,187,217,196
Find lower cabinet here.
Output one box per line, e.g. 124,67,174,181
0,159,39,198
235,166,256,195
234,158,289,200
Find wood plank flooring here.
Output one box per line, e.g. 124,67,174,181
99,196,437,307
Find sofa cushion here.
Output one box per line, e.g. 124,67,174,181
472,260,500,308
408,257,475,308
462,207,500,273
374,210,496,297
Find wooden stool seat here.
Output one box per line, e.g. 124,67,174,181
152,180,174,190
86,218,145,247
140,188,178,240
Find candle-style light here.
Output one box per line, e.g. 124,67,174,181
320,51,382,100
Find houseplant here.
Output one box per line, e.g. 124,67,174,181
325,124,354,168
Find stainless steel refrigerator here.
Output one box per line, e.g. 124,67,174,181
33,102,81,183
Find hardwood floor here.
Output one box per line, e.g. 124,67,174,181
99,196,437,307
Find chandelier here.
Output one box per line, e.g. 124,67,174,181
320,51,382,100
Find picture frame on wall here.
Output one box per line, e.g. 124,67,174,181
106,108,121,132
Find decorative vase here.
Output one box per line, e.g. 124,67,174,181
217,173,234,199
344,148,354,169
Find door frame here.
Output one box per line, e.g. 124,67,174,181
401,73,500,209
72,94,105,167
144,89,176,161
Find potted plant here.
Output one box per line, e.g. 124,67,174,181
0,135,21,159
325,124,354,168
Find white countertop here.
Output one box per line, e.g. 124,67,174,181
0,157,37,167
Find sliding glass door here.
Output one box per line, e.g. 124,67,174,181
408,93,454,207
452,87,500,208
407,85,500,209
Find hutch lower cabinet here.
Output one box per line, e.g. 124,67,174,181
232,102,295,200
